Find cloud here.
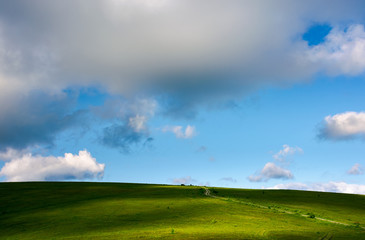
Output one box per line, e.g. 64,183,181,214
306,24,365,75
318,111,365,140
0,148,28,161
249,145,301,182
163,125,196,139
267,181,365,195
128,115,148,132
1,1,365,120
0,150,105,182
1,1,365,153
220,177,237,183
96,97,157,152
248,162,293,182
348,163,364,175
101,124,152,153
172,176,195,185
0,91,86,150
273,144,303,162
267,182,309,191
93,97,157,121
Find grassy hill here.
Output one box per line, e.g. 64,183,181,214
0,182,364,239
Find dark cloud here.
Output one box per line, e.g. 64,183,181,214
94,96,156,152
0,91,86,150
1,0,365,152
101,123,152,153
1,1,365,121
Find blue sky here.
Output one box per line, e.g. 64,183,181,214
0,1,365,194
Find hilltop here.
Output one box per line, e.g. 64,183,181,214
0,182,364,239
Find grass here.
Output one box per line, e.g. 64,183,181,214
0,182,364,239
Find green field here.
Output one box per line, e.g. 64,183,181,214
0,182,364,239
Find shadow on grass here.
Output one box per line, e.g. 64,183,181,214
0,182,205,216
0,182,211,238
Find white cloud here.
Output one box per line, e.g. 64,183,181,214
0,148,27,161
307,24,365,75
268,181,365,195
0,150,105,182
319,111,365,140
184,125,196,138
348,163,364,175
163,125,196,139
172,176,195,185
248,162,293,182
128,115,147,132
273,144,303,162
249,145,301,182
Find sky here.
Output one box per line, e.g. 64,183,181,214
0,0,365,194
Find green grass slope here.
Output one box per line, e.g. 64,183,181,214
0,182,364,239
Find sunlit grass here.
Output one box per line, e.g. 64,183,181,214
0,182,364,239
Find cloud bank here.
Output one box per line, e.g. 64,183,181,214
0,1,365,151
172,176,195,185
268,181,365,195
0,150,104,181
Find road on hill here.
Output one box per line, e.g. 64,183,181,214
202,187,365,230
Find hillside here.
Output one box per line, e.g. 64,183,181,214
0,182,364,239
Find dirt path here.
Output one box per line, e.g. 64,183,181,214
202,187,364,230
